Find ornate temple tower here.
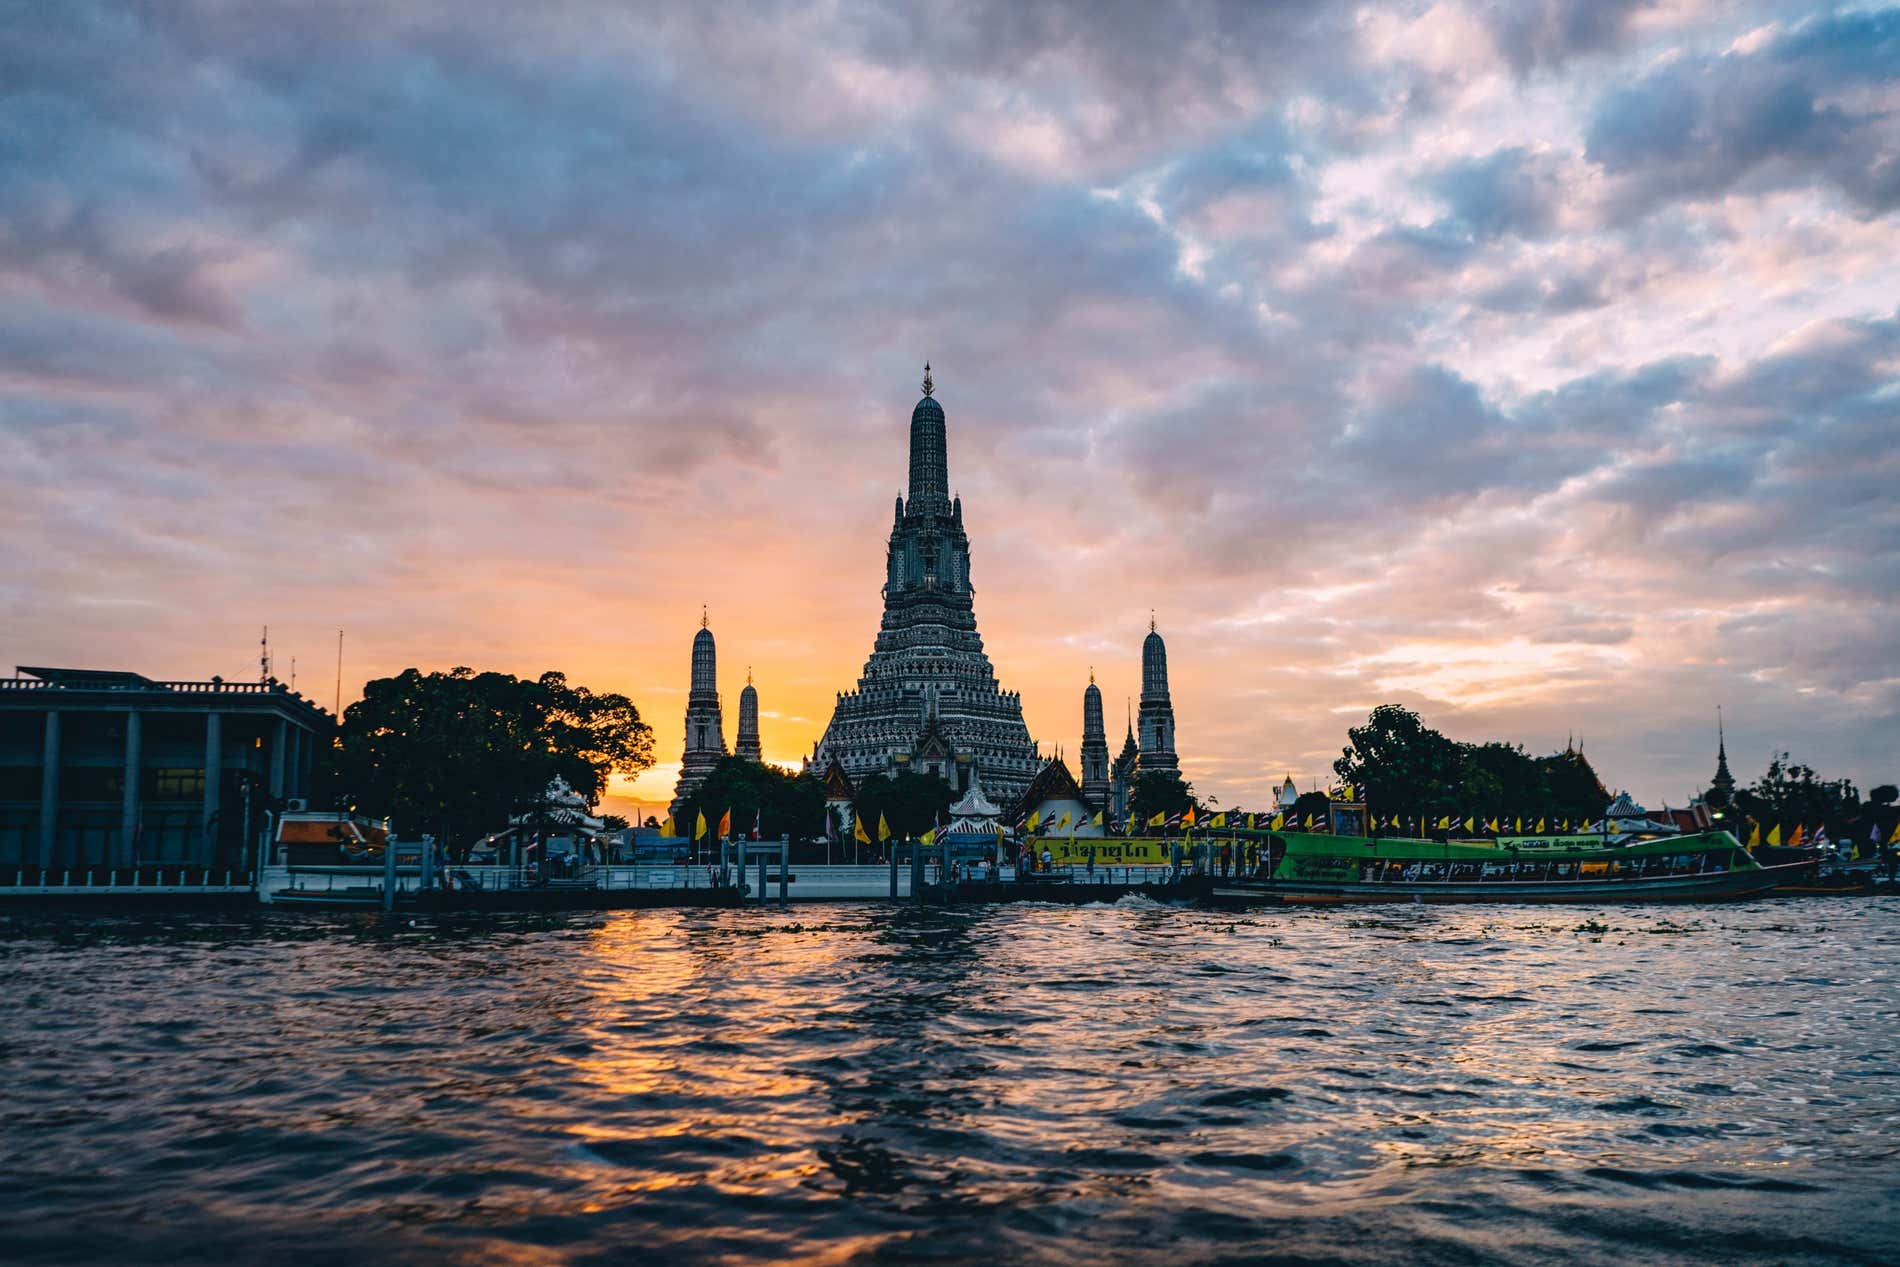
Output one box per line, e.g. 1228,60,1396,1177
807,366,1040,805
1706,707,1736,809
736,670,762,764
670,610,727,816
1079,670,1110,806
1136,618,1179,775
1108,703,1139,824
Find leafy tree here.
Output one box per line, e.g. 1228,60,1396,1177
1333,705,1465,815
851,770,955,840
599,814,630,832
678,757,827,843
1734,753,1860,837
1539,747,1610,821
1129,770,1199,827
1458,742,1552,816
1869,785,1897,807
325,667,654,861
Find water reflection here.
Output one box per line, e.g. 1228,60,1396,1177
1,899,1897,1264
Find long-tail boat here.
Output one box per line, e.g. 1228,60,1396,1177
1197,830,1811,905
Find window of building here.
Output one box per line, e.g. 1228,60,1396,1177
149,768,206,800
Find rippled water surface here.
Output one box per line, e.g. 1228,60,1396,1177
4,898,1899,1265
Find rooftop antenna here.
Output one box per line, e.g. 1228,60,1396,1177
334,630,343,717
922,361,934,397
290,657,296,692
1150,609,1156,634
701,605,709,630
260,626,271,684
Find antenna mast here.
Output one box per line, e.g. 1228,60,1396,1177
260,626,272,684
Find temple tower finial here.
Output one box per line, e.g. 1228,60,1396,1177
922,361,933,397
701,604,708,630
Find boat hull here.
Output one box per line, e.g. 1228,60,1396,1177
1197,861,1810,906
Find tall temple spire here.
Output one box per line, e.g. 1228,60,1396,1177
808,373,1038,806
1137,620,1179,774
907,364,950,514
1080,672,1109,805
736,667,761,764
672,613,728,815
1708,705,1735,807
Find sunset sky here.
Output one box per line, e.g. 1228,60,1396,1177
4,1,1896,818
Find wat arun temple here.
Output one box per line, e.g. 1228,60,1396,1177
804,367,1044,806
670,367,1179,825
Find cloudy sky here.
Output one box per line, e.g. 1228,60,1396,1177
4,0,1896,816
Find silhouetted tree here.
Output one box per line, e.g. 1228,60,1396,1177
679,756,827,843
1130,770,1199,827
325,667,654,861
850,770,955,840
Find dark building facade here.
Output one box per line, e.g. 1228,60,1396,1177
0,667,333,872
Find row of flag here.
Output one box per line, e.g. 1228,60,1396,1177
1745,821,1900,852
659,804,1898,852
659,808,765,842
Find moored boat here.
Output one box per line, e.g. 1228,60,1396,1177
1197,830,1809,905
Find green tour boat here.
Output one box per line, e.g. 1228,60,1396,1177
1199,830,1811,905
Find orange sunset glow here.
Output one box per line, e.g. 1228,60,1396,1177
4,3,1895,818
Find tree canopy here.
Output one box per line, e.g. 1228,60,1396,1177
1129,769,1199,825
1332,704,1607,821
325,667,654,858
1734,753,1862,838
850,769,955,839
675,756,827,842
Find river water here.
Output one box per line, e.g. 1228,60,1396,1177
3,898,1898,1265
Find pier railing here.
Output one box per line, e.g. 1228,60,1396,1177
0,866,253,895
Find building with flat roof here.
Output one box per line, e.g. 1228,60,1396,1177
0,667,334,873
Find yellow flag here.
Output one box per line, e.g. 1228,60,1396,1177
1211,812,1226,828
694,809,708,840
1463,816,1475,833
919,826,937,846
1745,823,1760,848
660,814,676,837
1766,824,1782,846
1264,813,1279,830
878,813,892,842
1057,810,1073,832
1486,818,1498,833
854,815,872,845
1027,809,1041,833
1514,817,1524,832
1435,815,1449,830
1888,821,1900,845
1092,810,1104,826
1147,810,1165,827
1535,818,1546,832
